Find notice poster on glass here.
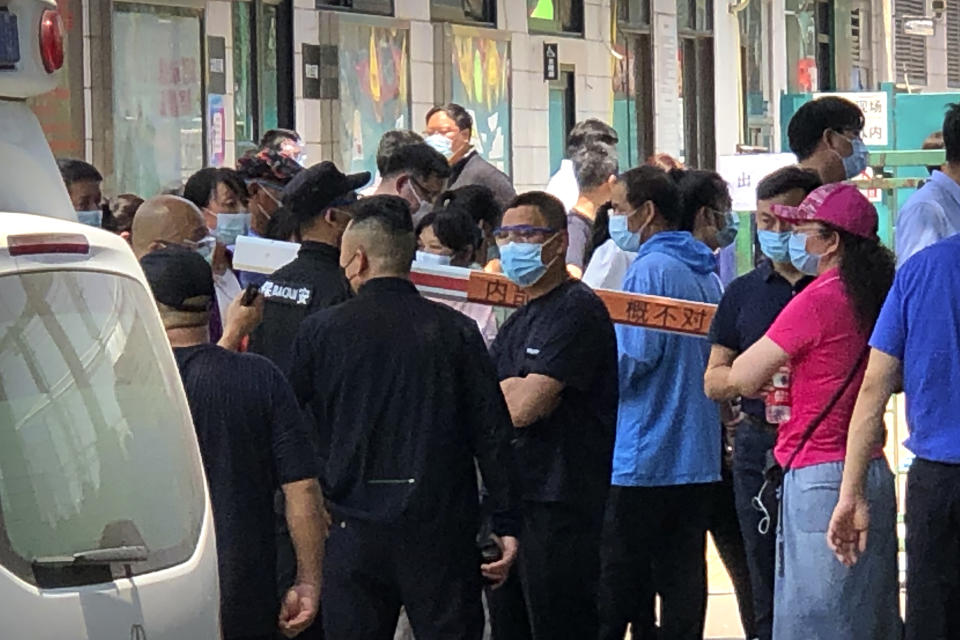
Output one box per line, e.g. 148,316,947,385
449,34,511,176
338,20,410,180
113,4,203,197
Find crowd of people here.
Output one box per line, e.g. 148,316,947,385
52,97,960,640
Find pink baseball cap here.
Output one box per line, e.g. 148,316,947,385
771,183,878,239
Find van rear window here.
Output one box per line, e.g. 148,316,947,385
0,269,205,586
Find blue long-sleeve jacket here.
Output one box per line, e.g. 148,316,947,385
613,231,723,487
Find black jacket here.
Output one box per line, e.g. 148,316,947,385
289,277,520,536
449,151,517,212
248,241,351,373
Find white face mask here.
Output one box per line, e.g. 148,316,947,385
416,250,452,266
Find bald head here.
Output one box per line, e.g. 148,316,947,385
131,195,208,259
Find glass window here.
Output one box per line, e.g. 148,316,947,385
447,33,511,175
113,3,203,196
786,0,818,92
617,0,650,25
528,0,583,35
233,2,255,148
316,0,393,16
431,0,495,25
337,20,410,178
677,0,712,32
0,270,205,587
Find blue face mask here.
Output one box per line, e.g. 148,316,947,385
499,240,553,287
843,136,869,179
425,133,454,160
609,211,643,252
788,231,822,276
193,236,217,264
416,250,452,267
757,229,792,263
77,209,103,227
215,212,251,247
716,211,739,248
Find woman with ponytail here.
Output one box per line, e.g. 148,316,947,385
707,183,901,639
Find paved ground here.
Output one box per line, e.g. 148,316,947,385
704,537,747,640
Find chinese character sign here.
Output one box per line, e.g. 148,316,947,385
814,92,888,147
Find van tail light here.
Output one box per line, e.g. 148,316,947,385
8,233,89,256
39,9,64,73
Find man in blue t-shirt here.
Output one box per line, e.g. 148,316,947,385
828,235,960,640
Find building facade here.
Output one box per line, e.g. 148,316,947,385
29,0,959,197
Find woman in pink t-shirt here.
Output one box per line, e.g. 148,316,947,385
710,184,900,639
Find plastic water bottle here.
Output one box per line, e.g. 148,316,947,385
765,366,792,424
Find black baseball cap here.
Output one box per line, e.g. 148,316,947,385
140,247,214,312
282,161,370,224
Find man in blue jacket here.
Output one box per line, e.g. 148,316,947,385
598,165,723,640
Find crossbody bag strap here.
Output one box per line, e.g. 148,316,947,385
782,345,870,474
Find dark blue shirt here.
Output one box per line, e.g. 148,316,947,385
490,279,618,505
871,235,960,463
174,344,317,638
708,261,813,420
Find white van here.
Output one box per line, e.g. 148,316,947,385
1,2,221,638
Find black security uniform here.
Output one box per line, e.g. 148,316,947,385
248,241,351,373
487,279,618,640
288,277,519,640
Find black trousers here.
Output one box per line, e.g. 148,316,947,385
708,475,757,640
321,517,484,640
597,484,710,640
487,500,605,640
905,457,960,640
731,420,778,640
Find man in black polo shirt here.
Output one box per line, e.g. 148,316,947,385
487,191,618,639
140,248,326,640
248,161,368,373
288,195,520,640
703,166,821,640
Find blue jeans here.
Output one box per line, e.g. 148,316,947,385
732,419,777,640
774,459,902,640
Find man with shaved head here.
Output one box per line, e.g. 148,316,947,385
287,195,520,640
131,195,261,350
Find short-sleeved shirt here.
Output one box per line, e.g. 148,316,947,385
174,344,316,638
489,279,618,507
871,235,960,463
565,211,594,271
895,170,960,267
248,241,352,373
766,269,878,468
708,261,813,420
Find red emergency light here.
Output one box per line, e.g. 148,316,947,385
39,9,64,74
7,233,90,257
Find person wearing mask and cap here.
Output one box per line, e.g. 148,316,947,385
788,96,868,185
140,247,327,640
373,142,451,226
235,149,304,287
248,161,369,374
711,184,900,640
288,195,520,640
131,194,261,350
703,166,822,640
57,158,104,227
486,192,618,640
425,103,516,211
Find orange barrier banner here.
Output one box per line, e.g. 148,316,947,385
465,271,716,337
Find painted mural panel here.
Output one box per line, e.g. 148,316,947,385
338,21,410,179
449,34,511,176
